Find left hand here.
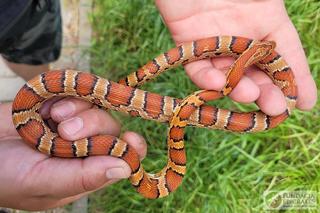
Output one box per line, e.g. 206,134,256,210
0,100,147,210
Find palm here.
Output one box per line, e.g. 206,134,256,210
161,1,287,42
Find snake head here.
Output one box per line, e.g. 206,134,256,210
245,41,276,66
223,40,276,96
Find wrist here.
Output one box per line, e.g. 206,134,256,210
0,102,19,139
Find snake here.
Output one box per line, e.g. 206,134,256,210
12,36,297,199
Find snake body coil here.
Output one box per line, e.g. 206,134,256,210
12,36,297,199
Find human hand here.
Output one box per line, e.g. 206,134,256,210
0,99,147,210
156,0,317,115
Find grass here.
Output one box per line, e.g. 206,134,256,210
88,0,320,212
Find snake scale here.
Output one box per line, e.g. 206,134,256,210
12,36,297,199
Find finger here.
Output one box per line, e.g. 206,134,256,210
50,97,92,122
57,108,120,141
39,97,64,119
122,131,147,160
256,83,287,116
23,132,147,198
23,156,130,199
243,69,287,115
184,59,226,90
266,20,317,110
228,76,260,103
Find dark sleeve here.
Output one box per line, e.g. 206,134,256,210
0,0,33,49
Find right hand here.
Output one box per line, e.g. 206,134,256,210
156,0,317,115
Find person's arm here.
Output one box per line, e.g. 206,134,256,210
155,0,317,115
2,57,49,81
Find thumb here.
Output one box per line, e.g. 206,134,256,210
30,131,147,198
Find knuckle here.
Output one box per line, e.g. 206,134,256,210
88,109,104,125
80,173,98,192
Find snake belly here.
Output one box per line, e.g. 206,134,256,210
12,36,297,199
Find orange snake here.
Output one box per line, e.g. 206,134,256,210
12,36,297,199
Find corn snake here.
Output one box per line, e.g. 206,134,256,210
12,36,297,199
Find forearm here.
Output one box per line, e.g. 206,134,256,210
2,58,49,81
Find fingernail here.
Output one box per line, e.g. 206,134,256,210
60,117,83,135
52,101,75,119
106,167,130,179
